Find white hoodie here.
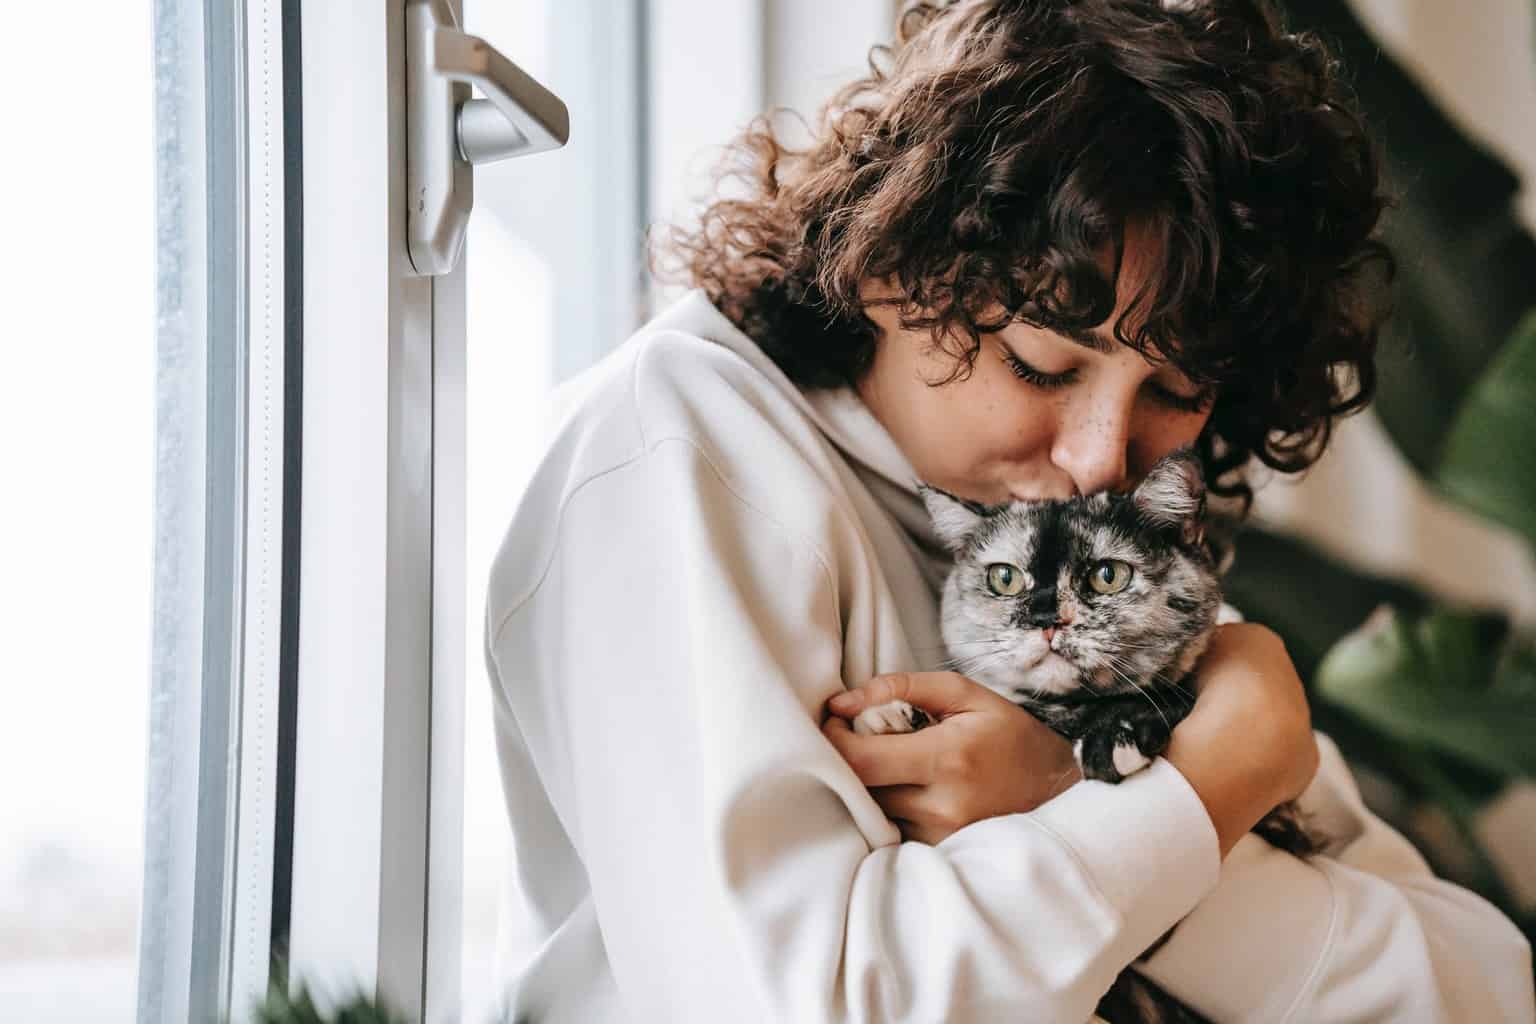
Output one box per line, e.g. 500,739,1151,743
482,287,1534,1023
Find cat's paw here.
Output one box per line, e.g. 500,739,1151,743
1074,714,1171,783
852,699,933,736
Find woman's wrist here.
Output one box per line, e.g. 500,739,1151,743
1162,717,1278,858
1164,624,1320,858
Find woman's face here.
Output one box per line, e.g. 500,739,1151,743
855,238,1216,505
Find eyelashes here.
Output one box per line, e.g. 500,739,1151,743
999,350,1213,414
1001,350,1077,389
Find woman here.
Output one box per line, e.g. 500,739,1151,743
482,0,1534,1020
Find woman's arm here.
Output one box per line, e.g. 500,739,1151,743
826,624,1320,858
1138,731,1535,1022
827,630,1533,1021
487,439,1224,1023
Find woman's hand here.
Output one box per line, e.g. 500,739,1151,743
821,623,1319,855
1162,622,1320,857
821,671,1082,845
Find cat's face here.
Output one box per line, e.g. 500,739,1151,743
922,448,1222,698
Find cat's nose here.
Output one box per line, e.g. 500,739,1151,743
1042,626,1056,644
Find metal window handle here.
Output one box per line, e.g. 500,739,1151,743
406,0,570,276
440,33,570,163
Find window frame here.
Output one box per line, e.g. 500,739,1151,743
283,1,461,1019
142,0,885,1016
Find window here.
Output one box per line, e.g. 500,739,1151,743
459,0,649,1012
0,1,886,1019
0,3,155,1020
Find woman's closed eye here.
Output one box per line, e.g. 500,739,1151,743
1000,349,1078,389
999,348,1213,414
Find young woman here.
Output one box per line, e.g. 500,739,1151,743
482,1,1534,1020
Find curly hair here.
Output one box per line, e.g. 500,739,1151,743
648,0,1394,510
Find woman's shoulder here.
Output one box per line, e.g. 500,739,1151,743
487,303,860,614
540,298,847,510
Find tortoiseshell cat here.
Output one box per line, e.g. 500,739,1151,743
855,447,1317,1024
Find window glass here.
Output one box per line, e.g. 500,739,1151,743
0,3,157,1019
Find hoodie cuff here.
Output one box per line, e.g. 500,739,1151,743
1029,756,1222,945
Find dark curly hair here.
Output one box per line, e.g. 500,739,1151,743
649,0,1395,510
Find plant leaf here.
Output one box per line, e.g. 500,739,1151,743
252,984,410,1024
1316,605,1536,778
1436,309,1536,547
1281,0,1536,470
1223,527,1429,680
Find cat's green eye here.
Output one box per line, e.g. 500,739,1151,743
1088,559,1134,595
986,563,1027,597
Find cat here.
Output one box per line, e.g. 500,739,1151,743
853,446,1318,1024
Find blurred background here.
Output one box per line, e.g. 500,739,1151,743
0,0,1531,1020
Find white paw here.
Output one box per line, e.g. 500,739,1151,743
853,699,928,736
1111,740,1152,778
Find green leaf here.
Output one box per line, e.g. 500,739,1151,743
252,985,410,1024
1315,605,1536,779
1280,1,1536,470
1223,527,1429,680
1436,309,1536,546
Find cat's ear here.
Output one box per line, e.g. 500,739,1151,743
918,483,993,552
1132,447,1206,544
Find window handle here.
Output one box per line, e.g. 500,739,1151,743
439,32,570,163
406,0,570,276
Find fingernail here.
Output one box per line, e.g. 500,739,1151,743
829,690,859,711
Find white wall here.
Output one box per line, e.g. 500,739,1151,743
645,0,895,313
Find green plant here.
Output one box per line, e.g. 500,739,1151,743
252,984,411,1024
1224,0,1536,951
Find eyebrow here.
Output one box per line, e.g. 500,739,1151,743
1051,322,1116,354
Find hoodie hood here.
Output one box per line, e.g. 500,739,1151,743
643,288,955,592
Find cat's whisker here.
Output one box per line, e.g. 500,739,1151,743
945,648,1015,678
1098,647,1197,710
1044,760,1079,799
912,639,1012,653
1099,653,1167,696
1073,669,1105,697
1102,661,1194,732
1099,659,1175,732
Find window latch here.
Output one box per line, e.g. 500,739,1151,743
406,0,570,276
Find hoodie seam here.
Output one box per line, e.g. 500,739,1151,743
1279,859,1341,1022
489,325,851,651
488,433,840,658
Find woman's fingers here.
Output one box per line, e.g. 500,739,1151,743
821,714,942,787
869,783,928,822
826,670,998,719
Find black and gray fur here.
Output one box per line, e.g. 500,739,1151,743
925,447,1219,782
857,448,1222,783
854,447,1318,1024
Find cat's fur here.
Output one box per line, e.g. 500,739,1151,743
854,447,1318,1024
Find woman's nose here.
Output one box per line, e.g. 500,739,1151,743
1050,397,1132,496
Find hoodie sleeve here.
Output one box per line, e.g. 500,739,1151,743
1136,731,1535,1022
486,437,1223,1023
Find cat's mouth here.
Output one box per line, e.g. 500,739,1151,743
1014,634,1081,694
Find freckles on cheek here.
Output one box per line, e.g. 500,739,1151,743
1142,412,1213,465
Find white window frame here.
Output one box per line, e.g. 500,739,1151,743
141,2,893,1020
286,2,461,1019
140,0,290,1019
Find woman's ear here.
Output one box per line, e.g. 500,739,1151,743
918,483,993,553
